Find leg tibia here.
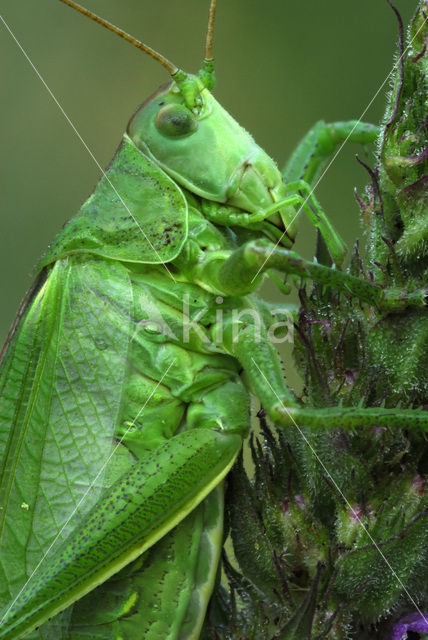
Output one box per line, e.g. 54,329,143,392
215,240,425,310
274,405,428,432
220,313,427,433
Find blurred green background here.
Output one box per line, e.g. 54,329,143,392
0,0,416,349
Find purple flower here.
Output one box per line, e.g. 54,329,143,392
390,611,428,639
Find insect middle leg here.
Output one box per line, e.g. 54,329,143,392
214,240,426,310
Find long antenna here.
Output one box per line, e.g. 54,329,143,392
59,0,178,76
205,0,217,61
199,0,217,91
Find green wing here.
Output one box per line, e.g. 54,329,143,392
0,256,134,638
66,487,225,640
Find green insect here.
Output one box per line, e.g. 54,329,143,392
0,1,426,639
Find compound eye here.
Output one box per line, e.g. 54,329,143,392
155,103,198,138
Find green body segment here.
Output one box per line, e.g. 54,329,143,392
0,31,426,640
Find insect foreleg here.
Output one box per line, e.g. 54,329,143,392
273,119,381,263
202,191,347,264
262,185,348,264
283,120,380,185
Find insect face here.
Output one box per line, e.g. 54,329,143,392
128,78,295,246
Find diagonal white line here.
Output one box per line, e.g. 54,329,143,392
0,359,176,624
250,16,427,282
0,13,177,283
251,357,428,625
